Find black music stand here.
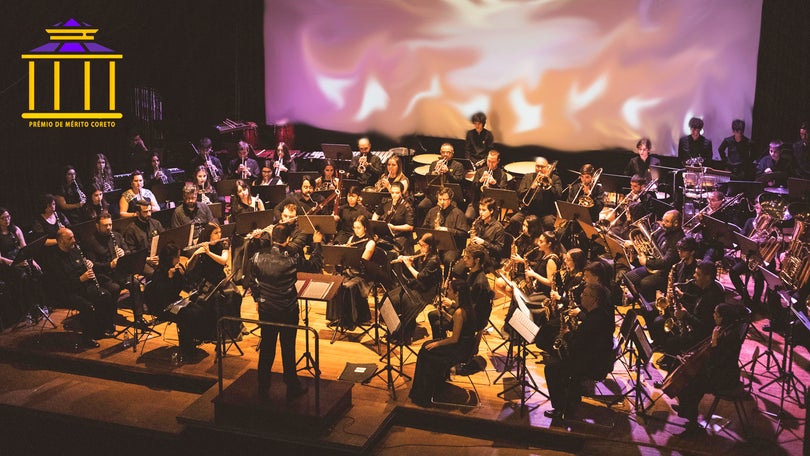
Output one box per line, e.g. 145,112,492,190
111,217,136,236
321,143,354,161
413,228,459,252
153,223,193,256
12,237,53,329
234,210,275,237
204,271,244,358
359,250,397,353
556,200,593,225
214,179,239,200
718,180,764,202
252,185,288,207
483,187,520,219
497,305,543,415
427,183,464,206
788,177,810,201
112,250,152,352
295,272,343,375
598,173,631,194
297,215,337,235
321,245,366,342
626,319,656,414
360,190,387,212
701,215,740,248
372,294,409,398
369,220,395,240
596,229,631,271
739,265,783,381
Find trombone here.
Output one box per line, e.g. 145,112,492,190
521,160,558,207
571,167,602,208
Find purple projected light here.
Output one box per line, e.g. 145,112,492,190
264,0,763,155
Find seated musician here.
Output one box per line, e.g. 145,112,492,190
373,155,410,196
230,179,265,222
508,156,562,234
389,233,442,345
245,221,321,400
78,185,111,223
81,212,128,300
255,160,283,186
228,140,260,180
672,303,745,438
728,200,771,310
122,200,164,277
567,164,605,222
624,209,684,302
192,165,220,206
314,160,340,191
44,228,117,348
421,186,469,268
0,207,43,326
409,278,478,408
755,140,791,188
467,150,508,222
416,143,466,221
144,152,174,188
643,237,699,346
468,197,505,267
544,283,615,420
145,242,213,363
274,175,325,219
351,137,382,188
185,222,242,339
601,174,654,238
623,138,660,180
189,137,225,184
171,183,215,242
688,190,736,262
657,261,725,370
54,165,86,225
429,243,492,340
372,181,415,254
465,111,494,164
119,171,160,219
493,214,542,299
31,193,71,247
333,186,371,245
326,214,375,331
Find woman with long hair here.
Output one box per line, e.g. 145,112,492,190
31,193,70,247
314,160,340,191
327,215,376,331
54,165,86,224
193,165,219,205
389,232,442,344
89,153,114,193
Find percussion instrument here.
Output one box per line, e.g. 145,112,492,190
763,186,789,195
503,161,536,176
412,154,440,165
413,165,431,176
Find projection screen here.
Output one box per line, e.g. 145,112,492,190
264,0,762,155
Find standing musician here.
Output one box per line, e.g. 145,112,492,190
255,160,283,186
78,185,111,223
274,175,325,219
464,111,494,164
189,137,224,184
228,140,260,180
171,183,215,243
657,261,725,371
543,282,615,419
673,303,746,438
416,143,466,221
717,119,753,180
333,186,371,245
534,248,587,353
54,165,86,225
409,278,478,407
351,137,382,188
388,233,443,345
467,150,508,222
624,209,684,303
623,138,661,180
421,187,469,267
246,222,323,400
119,171,160,219
567,164,605,221
81,212,127,300
493,215,543,299
144,152,174,188
374,155,410,196
678,117,713,166
273,142,297,185
314,160,340,191
513,231,565,347
122,200,164,277
372,181,415,254
327,215,375,331
468,197,505,268
508,157,562,234
44,228,117,348
31,193,70,247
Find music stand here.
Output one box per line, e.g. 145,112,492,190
788,177,810,201
295,272,343,375
718,180,764,202
297,215,337,235
556,200,594,225
214,179,238,199
321,143,354,161
598,173,631,194
112,249,152,351
360,190,387,212
12,237,54,329
427,183,464,206
321,245,365,342
414,228,459,252
455,158,475,171
498,306,543,414
153,223,193,257
648,199,675,220
369,220,394,239
732,232,760,266
627,319,656,414
234,210,275,236
372,295,410,398
150,207,175,229
483,188,520,217
252,185,288,207
739,265,784,382
701,215,739,248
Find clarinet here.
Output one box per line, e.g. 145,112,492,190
75,244,100,292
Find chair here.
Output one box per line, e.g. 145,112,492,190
431,329,487,408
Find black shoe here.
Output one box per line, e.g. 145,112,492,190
81,338,100,349
676,422,705,438
103,328,117,338
286,384,308,400
544,409,564,419
653,380,664,389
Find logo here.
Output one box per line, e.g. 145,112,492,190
22,18,122,128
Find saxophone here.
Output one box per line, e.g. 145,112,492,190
433,208,442,229
552,306,579,359
659,265,679,333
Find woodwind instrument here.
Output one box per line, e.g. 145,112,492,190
344,238,368,247
110,232,124,260
333,170,344,216
433,208,442,229
75,244,100,292
75,180,87,206
391,252,426,264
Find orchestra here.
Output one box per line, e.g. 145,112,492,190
10,125,810,430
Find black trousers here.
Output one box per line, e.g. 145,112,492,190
69,285,116,339
258,306,301,389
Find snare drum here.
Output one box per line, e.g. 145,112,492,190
413,165,431,176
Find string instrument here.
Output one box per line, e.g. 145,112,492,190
660,332,715,398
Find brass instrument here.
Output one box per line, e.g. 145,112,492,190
746,196,786,271
479,168,492,193
627,215,664,273
357,155,367,174
780,204,810,288
572,167,602,208
683,193,745,233
521,160,558,207
432,157,448,175
601,178,658,228
374,175,388,192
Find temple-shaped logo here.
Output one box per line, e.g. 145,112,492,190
21,18,123,120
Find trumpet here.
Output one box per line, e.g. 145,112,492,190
432,157,448,175
479,168,492,192
357,155,368,174
374,175,388,192
391,252,426,264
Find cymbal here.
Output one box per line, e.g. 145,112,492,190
756,171,788,183
763,186,789,195
412,153,439,165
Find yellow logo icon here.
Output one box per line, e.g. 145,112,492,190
21,18,122,121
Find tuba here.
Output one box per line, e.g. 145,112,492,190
747,195,786,271
627,215,664,272
780,203,810,288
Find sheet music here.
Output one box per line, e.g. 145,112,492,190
379,297,400,333
508,308,539,343
302,281,333,300
512,286,531,316
295,279,308,293
150,235,159,258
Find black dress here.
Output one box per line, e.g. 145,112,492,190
327,236,373,330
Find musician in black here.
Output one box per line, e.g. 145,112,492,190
717,119,753,180
0,207,43,327
389,233,442,345
688,190,735,262
274,175,324,219
54,165,86,225
467,150,508,222
644,237,699,346
508,156,562,234
493,214,542,299
144,152,174,188
122,200,165,277
464,111,493,163
189,137,224,184
228,140,260,180
333,186,371,245
255,160,283,186
624,138,660,180
248,222,323,399
624,209,684,302
728,201,770,310
372,181,415,254
44,228,117,348
351,137,382,187
273,142,297,185
678,117,713,166
31,193,71,247
792,121,809,178
230,179,265,221
469,197,505,267
602,174,655,238
657,261,725,370
755,140,791,188
673,303,745,437
416,143,466,222
81,212,127,300
422,187,469,267
77,185,111,223
544,283,615,419
567,164,605,221
327,215,375,331
171,183,215,242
